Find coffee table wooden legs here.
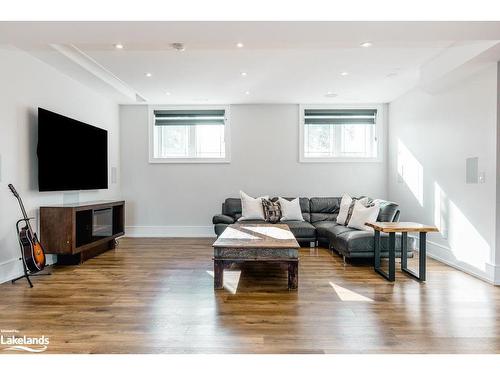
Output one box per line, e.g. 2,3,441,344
288,261,298,290
213,259,299,290
214,259,224,289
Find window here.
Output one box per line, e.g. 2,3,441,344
149,106,230,163
299,105,381,162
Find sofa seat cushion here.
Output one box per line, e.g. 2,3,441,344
313,221,343,239
334,230,416,255
324,224,357,239
282,220,316,239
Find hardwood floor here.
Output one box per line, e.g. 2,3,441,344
1,237,500,354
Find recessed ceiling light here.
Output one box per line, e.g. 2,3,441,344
171,42,185,51
360,41,373,48
325,92,337,98
114,43,124,49
341,72,349,76
145,73,152,77
241,72,247,77
245,91,250,95
165,92,171,96
236,42,244,48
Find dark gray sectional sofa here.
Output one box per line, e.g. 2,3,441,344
212,196,415,260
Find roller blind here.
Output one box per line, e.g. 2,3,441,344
304,109,377,125
154,109,226,126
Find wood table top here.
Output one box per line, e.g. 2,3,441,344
365,222,439,233
213,224,300,249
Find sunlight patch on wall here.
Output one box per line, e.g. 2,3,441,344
433,182,448,238
329,282,373,302
432,183,490,271
397,139,424,206
447,199,490,271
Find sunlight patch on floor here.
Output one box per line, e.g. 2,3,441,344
207,270,241,294
243,226,295,239
329,282,373,302
218,227,259,240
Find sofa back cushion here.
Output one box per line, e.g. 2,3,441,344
222,196,399,222
309,197,341,222
223,197,311,221
372,199,399,222
223,198,242,218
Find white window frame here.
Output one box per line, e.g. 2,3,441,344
148,105,231,164
299,103,384,163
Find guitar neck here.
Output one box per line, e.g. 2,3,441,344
17,195,34,232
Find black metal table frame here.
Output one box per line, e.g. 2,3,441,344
374,230,427,282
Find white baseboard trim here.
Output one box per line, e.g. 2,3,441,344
425,239,496,285
0,255,57,285
485,262,500,285
0,258,19,268
125,225,216,238
0,258,22,285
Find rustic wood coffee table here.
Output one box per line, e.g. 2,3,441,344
212,224,300,290
365,222,438,282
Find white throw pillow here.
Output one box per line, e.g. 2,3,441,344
337,194,370,225
336,193,353,225
347,200,380,232
238,191,268,221
279,197,304,222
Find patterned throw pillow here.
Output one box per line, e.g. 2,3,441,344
262,199,281,223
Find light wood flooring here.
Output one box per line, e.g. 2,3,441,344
1,237,499,354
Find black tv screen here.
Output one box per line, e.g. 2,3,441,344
37,108,108,192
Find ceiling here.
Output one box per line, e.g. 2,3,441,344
1,22,500,104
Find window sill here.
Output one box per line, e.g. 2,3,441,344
299,156,382,163
149,157,231,164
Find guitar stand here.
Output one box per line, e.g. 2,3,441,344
11,266,51,288
11,218,51,288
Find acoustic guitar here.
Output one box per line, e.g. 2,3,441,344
8,184,46,273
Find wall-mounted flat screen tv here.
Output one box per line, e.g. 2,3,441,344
37,108,108,192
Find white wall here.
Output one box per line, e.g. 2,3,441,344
0,47,120,284
497,63,500,281
388,64,499,283
120,104,388,236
